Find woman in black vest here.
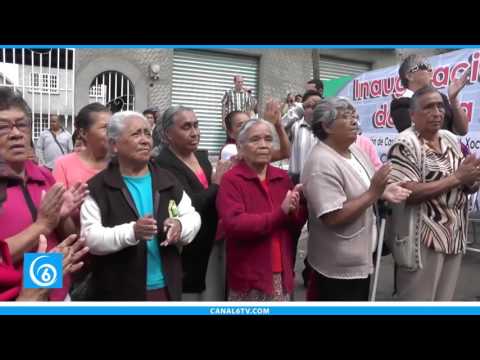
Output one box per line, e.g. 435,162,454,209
156,106,232,301
80,111,201,301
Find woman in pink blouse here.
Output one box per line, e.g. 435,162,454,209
53,103,111,191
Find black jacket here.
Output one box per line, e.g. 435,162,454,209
155,147,217,293
86,159,184,301
390,92,454,133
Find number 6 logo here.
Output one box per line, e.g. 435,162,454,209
29,256,58,287
23,253,63,289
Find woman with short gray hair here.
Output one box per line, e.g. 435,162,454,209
217,119,307,301
156,106,232,301
301,97,411,301
107,110,143,141
80,111,201,300
336,97,382,170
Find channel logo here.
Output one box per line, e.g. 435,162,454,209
23,253,63,288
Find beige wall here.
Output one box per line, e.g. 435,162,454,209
75,48,451,115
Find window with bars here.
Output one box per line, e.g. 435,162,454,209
89,71,135,113
32,114,50,139
29,72,59,94
89,85,106,97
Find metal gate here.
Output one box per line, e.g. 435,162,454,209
0,48,75,140
318,55,371,80
172,49,259,155
89,70,135,113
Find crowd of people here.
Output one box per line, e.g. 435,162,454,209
0,54,476,302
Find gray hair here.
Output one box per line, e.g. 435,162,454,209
410,85,441,112
0,86,32,126
237,118,274,145
311,97,355,140
336,96,356,109
161,105,195,131
399,54,428,88
107,111,148,142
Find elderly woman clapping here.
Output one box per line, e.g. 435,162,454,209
80,111,201,301
301,97,411,301
388,86,480,301
217,119,307,301
0,87,88,301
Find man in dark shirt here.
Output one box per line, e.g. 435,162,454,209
390,54,470,135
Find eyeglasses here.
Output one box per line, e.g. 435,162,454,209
408,63,433,73
0,119,29,137
338,111,359,120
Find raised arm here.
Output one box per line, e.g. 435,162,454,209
448,69,470,136
263,99,291,161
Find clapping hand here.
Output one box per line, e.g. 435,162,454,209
281,184,303,215
449,67,471,102
263,99,282,126
160,218,182,247
382,182,412,203
60,182,89,219
134,215,158,241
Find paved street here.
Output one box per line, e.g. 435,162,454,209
293,224,480,301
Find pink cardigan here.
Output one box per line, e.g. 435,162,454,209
356,135,382,170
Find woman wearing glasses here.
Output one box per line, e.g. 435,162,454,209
391,54,470,135
0,87,88,301
301,97,411,301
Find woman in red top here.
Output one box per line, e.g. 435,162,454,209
0,233,88,301
1,155,88,301
217,119,307,301
0,87,88,301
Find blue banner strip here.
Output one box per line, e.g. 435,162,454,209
1,306,480,315
0,45,479,49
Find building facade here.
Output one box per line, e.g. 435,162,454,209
2,47,450,153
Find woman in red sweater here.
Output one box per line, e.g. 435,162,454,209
217,119,307,301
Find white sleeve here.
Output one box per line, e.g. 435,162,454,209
220,144,238,160
281,103,302,129
176,191,201,246
35,132,46,165
67,134,73,153
80,195,139,255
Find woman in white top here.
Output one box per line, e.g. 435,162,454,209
220,111,250,161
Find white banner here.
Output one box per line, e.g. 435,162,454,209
337,48,480,162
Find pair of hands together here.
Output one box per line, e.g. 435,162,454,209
16,233,89,301
281,184,303,215
369,163,412,203
134,215,182,246
37,182,89,233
